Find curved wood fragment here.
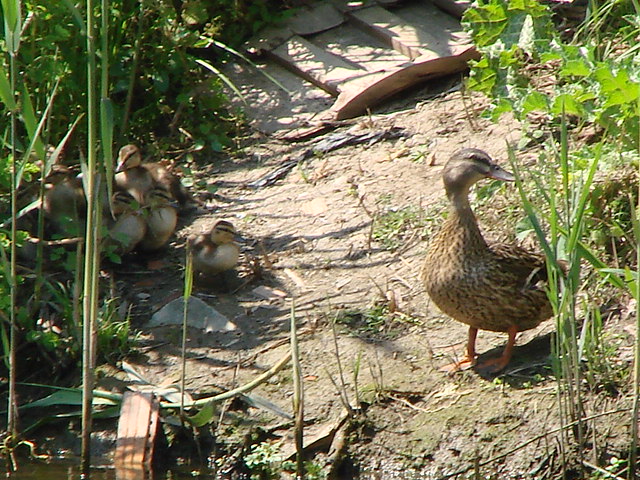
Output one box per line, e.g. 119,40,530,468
331,47,480,119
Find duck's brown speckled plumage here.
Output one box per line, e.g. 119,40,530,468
421,148,557,372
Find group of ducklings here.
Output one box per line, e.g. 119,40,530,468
40,144,239,277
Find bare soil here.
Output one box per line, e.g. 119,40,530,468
95,85,634,479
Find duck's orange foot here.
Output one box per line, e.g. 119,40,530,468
439,356,476,374
476,355,510,374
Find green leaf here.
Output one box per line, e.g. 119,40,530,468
595,65,640,107
61,0,86,33
195,58,246,104
560,58,591,78
185,401,216,427
551,94,584,117
520,90,549,114
0,61,16,110
1,0,22,54
20,84,47,160
21,390,117,409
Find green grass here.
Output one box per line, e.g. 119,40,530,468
372,203,430,251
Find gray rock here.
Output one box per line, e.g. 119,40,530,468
147,296,237,333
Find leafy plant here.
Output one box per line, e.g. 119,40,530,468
464,0,640,150
244,441,283,480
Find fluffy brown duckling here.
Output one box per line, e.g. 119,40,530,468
42,165,87,238
114,144,190,208
137,186,178,252
190,220,240,276
422,148,559,373
104,190,146,256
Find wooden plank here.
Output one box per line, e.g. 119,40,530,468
267,36,366,96
346,5,447,60
313,22,412,74
428,0,472,19
331,46,479,119
331,0,378,13
288,3,344,35
114,391,160,469
245,25,294,55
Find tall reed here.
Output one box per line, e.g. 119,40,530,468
509,114,600,474
2,0,21,448
629,170,640,479
81,0,100,471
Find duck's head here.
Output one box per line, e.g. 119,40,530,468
111,190,140,215
116,144,142,173
443,148,514,199
145,186,178,209
210,220,237,245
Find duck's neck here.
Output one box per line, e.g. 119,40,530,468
444,190,488,251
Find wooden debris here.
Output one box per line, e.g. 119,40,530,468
267,36,365,96
255,1,478,121
114,391,160,470
284,268,308,289
252,285,288,299
288,3,345,35
280,410,350,460
430,0,472,18
346,6,440,60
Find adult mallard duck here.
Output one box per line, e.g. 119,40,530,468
421,148,556,373
190,220,240,276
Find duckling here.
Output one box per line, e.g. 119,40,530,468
190,220,240,276
114,144,191,208
114,144,155,204
42,165,87,238
137,186,178,252
422,148,559,373
104,190,146,256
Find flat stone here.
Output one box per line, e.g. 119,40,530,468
147,296,237,333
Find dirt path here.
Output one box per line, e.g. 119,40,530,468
103,87,631,479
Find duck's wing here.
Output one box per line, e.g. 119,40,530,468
490,243,551,287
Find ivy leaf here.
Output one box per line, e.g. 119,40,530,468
520,90,549,114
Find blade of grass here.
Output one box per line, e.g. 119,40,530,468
195,58,247,105
180,243,194,420
290,300,304,479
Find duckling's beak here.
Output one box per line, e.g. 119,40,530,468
489,165,515,182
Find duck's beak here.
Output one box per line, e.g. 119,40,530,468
489,165,515,182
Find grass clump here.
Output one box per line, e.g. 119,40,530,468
372,201,430,251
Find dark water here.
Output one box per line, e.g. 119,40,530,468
6,459,211,479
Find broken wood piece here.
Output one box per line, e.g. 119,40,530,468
346,5,445,60
280,410,350,460
267,36,365,96
252,285,288,300
331,47,478,119
284,268,308,289
114,391,160,469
